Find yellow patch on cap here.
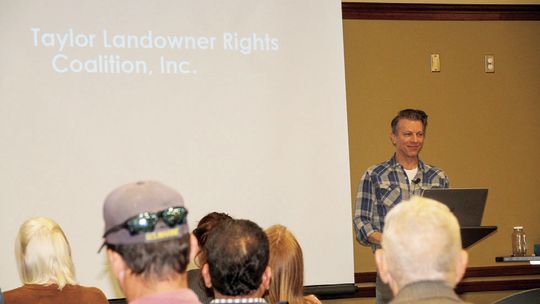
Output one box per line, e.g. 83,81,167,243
145,227,179,241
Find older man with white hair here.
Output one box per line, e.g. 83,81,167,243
375,196,470,304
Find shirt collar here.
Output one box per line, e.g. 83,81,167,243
390,154,425,171
395,280,459,302
210,298,267,304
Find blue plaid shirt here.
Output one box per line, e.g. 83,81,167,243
353,155,449,251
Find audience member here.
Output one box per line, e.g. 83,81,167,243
4,217,108,304
375,196,470,304
202,219,271,304
101,180,201,304
188,212,233,303
266,225,321,304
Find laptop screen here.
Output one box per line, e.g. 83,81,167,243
421,188,488,227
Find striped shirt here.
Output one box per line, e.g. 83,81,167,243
353,155,449,251
210,298,266,304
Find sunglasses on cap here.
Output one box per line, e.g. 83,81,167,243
103,206,188,238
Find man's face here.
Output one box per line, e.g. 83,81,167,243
391,118,425,161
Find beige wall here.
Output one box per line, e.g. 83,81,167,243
344,18,540,287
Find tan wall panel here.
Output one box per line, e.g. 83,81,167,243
344,20,540,274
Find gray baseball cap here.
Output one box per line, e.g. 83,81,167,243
101,181,189,248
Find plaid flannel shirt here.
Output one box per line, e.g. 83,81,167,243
353,155,449,251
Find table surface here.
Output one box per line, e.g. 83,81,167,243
496,256,540,262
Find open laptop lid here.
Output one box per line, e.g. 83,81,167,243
421,188,488,227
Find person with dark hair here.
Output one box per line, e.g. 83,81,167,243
201,219,271,304
100,180,201,304
188,212,233,303
353,109,449,304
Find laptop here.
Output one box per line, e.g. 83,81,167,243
421,188,488,227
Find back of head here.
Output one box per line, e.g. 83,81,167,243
390,109,428,134
266,225,304,304
16,217,76,289
102,180,191,280
382,196,462,287
205,219,269,296
192,212,232,266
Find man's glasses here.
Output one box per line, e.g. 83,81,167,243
103,206,188,237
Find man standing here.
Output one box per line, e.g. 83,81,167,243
353,109,449,303
375,196,469,304
101,180,201,304
201,219,271,304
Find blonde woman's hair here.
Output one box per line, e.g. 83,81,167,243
266,225,304,304
15,217,77,289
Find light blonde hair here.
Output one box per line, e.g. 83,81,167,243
15,217,77,289
266,224,304,304
382,196,462,287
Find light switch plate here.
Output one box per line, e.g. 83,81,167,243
485,55,495,73
431,54,440,72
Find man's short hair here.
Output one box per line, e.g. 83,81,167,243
107,236,190,280
205,219,269,296
381,196,462,287
390,109,428,134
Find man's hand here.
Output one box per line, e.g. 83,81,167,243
368,231,382,245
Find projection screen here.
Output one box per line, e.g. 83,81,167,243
0,0,352,297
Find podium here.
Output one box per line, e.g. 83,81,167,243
421,188,496,249
461,226,497,248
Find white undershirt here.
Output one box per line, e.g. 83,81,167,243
404,167,418,183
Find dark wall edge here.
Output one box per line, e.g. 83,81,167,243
355,265,540,283
342,2,540,20
343,265,540,299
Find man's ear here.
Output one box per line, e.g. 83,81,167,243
107,249,128,283
390,132,397,145
375,249,400,296
374,249,390,284
261,266,272,290
189,233,200,264
202,263,213,288
455,250,469,284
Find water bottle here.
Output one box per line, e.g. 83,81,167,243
512,226,527,257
